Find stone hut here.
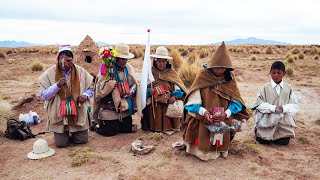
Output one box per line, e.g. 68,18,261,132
74,35,100,76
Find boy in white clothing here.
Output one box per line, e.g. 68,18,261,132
252,61,298,145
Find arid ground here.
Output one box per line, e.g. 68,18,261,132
0,45,319,179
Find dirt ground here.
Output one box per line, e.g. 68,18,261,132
0,49,319,180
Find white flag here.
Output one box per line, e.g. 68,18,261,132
140,29,155,110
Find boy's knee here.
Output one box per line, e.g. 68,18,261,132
72,130,88,144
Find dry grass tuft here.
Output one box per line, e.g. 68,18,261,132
187,52,199,64
250,55,257,61
69,148,108,167
286,67,293,77
0,51,6,59
298,137,310,144
169,49,184,71
31,61,44,71
131,49,144,58
199,49,210,58
291,48,301,54
265,47,273,54
298,53,304,60
287,57,294,63
146,132,164,140
178,58,202,88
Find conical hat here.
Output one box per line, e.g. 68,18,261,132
205,41,234,70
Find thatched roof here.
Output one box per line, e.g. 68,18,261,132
74,35,100,75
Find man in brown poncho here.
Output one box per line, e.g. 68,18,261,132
39,45,94,148
183,42,249,161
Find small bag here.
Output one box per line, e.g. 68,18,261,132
117,81,130,97
154,86,166,96
165,100,184,118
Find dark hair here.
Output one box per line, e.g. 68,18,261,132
57,50,73,61
270,61,285,72
224,69,232,81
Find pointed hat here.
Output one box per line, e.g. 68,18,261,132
204,41,234,70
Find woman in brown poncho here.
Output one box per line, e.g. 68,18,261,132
183,42,249,161
141,46,187,135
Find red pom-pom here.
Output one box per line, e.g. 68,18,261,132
147,29,150,32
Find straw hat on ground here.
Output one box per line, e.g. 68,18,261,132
115,43,135,59
204,41,234,70
150,46,173,60
27,139,55,160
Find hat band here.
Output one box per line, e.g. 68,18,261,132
33,149,49,154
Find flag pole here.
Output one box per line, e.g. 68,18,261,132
147,29,156,120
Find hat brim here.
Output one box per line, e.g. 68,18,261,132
117,53,135,59
150,54,173,60
27,148,55,160
203,64,235,71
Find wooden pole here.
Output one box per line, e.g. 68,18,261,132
151,82,156,120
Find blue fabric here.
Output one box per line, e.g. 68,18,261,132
184,104,202,114
228,100,243,115
114,63,134,115
146,88,151,98
171,89,184,99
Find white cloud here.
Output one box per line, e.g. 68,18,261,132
0,0,319,45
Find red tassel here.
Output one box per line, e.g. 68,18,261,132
60,100,66,116
194,138,199,146
71,100,77,116
216,140,221,147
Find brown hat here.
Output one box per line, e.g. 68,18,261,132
204,41,234,70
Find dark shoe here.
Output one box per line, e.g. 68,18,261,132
255,136,272,144
273,137,290,145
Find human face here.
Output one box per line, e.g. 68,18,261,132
59,54,73,71
115,57,128,68
271,69,285,84
155,58,168,71
212,67,227,78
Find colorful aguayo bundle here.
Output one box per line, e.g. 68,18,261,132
99,46,118,79
60,97,77,116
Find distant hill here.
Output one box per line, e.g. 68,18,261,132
0,40,45,47
213,37,289,45
96,41,110,47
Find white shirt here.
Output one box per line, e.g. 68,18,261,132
257,80,299,115
271,79,283,96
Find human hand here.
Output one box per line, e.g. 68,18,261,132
275,106,283,113
212,111,227,125
149,89,155,96
78,95,87,104
204,111,213,124
169,96,177,104
57,78,67,88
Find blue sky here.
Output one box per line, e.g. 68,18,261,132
0,0,319,45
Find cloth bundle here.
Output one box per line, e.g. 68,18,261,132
165,100,184,118
154,86,166,96
60,97,77,116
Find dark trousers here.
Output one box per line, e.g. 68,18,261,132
54,130,88,148
141,105,151,131
96,116,133,136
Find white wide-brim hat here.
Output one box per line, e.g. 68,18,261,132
150,46,172,60
27,139,55,160
115,43,135,59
